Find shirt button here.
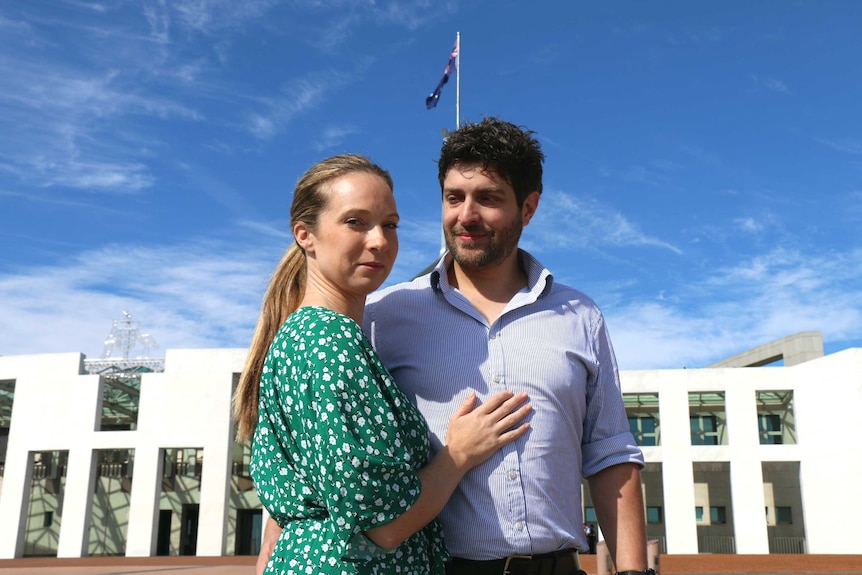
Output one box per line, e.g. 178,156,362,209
489,331,497,339
508,470,517,480
515,522,524,531
493,374,501,383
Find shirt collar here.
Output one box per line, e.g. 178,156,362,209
429,249,554,298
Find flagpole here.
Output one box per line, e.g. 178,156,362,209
455,31,461,129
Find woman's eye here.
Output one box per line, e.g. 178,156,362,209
384,223,399,230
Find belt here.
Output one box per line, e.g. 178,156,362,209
445,549,583,575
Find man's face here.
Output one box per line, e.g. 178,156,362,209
442,162,537,270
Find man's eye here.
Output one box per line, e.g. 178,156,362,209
346,218,362,226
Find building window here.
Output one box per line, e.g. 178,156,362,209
646,506,663,524
1,379,15,471
776,506,792,524
758,414,783,444
690,415,719,445
689,392,726,445
628,416,658,446
43,511,54,527
96,372,144,431
756,391,795,445
710,506,727,524
695,506,704,522
624,393,660,446
584,506,597,523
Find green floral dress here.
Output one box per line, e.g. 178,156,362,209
252,306,448,575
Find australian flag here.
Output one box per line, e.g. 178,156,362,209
425,41,458,110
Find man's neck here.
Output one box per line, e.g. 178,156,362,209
447,252,528,323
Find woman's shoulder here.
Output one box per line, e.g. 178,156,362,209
277,306,364,344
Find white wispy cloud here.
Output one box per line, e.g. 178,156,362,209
814,137,862,156
734,216,764,234
313,124,362,151
243,70,352,139
527,189,683,254
1,232,859,372
0,241,276,359
749,74,791,94
608,247,862,369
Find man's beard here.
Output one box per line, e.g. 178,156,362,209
444,216,523,270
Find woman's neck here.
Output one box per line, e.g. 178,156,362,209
300,287,365,325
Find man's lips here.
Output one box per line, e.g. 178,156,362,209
455,232,487,241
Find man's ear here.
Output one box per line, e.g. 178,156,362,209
521,191,540,226
294,222,314,254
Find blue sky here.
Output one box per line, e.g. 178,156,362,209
1,0,860,370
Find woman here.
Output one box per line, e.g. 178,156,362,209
233,154,531,575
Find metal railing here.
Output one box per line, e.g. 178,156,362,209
698,536,735,554
770,537,806,554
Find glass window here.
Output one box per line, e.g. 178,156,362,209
690,415,719,445
97,372,144,431
695,506,704,522
689,392,726,445
646,506,663,524
776,506,792,524
584,506,597,523
710,506,727,524
758,414,783,444
88,449,135,556
756,391,795,444
624,393,660,446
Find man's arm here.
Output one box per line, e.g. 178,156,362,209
588,462,648,572
256,517,281,575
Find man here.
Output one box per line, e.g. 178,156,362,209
258,117,649,575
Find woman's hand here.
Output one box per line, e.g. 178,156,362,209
364,390,531,550
444,390,531,470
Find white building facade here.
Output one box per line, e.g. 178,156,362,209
0,336,859,558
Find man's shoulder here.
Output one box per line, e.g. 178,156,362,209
544,277,602,311
366,273,434,307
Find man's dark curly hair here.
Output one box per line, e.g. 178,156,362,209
437,116,545,207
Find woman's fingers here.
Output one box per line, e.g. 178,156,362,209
496,402,533,429
473,390,527,414
452,390,477,416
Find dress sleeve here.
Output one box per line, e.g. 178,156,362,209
276,319,424,560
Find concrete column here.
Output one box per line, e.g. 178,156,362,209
197,439,231,556
726,384,768,554
56,448,95,557
0,448,31,558
125,445,161,556
659,378,698,553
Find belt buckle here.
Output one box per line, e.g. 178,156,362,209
502,554,532,575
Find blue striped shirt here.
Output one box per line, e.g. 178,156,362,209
364,250,643,560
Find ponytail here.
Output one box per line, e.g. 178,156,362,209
233,244,307,441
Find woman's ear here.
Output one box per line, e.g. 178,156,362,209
294,222,314,254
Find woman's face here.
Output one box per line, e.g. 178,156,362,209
297,171,399,299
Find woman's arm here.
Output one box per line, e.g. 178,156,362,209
254,390,531,568
256,516,282,575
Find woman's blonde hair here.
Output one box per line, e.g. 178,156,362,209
232,154,393,441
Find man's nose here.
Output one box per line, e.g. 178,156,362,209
458,199,480,224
